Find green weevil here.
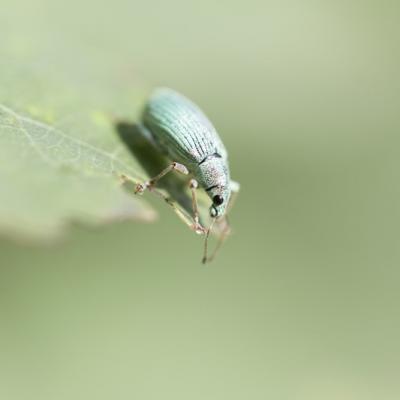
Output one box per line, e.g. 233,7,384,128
133,88,240,263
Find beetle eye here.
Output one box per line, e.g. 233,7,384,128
213,195,224,206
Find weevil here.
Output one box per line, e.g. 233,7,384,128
133,88,240,263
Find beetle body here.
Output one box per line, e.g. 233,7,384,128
141,88,232,217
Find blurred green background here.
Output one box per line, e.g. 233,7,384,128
0,0,399,399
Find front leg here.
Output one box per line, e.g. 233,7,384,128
189,179,206,234
134,161,189,194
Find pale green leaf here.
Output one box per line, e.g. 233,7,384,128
0,55,156,242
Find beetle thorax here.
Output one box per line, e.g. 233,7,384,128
195,157,229,192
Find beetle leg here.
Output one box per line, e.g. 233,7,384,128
134,161,189,194
121,169,207,234
150,188,198,230
120,172,199,230
189,179,206,234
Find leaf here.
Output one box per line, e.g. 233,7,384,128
0,1,222,243
0,54,157,242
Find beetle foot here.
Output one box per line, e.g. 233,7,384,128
192,222,206,235
134,182,150,194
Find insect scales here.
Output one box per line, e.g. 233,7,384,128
132,88,239,263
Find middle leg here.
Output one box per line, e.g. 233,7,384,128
189,179,206,234
134,161,189,194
